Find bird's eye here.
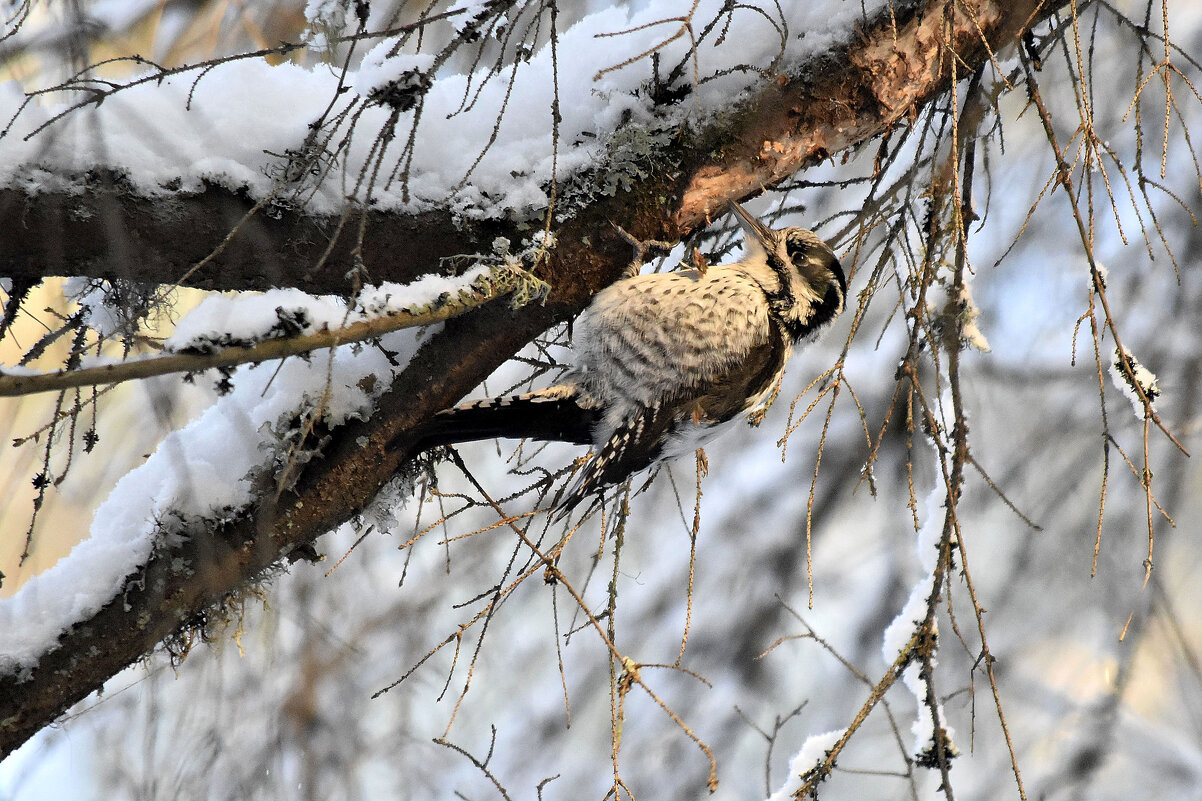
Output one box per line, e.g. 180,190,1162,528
785,234,812,265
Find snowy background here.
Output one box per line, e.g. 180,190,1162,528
2,1,1202,800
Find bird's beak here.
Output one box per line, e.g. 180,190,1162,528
729,201,775,261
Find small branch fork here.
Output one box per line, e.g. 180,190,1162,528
382,450,719,795
1019,38,1186,586
792,625,927,798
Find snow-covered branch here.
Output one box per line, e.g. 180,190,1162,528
0,263,547,397
0,0,1063,765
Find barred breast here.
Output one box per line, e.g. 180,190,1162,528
570,266,774,429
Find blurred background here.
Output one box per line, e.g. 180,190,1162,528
2,1,1201,799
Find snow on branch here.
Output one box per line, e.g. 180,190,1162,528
1,2,881,219
0,261,549,398
1110,345,1161,418
0,260,550,676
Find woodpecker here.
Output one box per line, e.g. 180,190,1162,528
408,202,847,516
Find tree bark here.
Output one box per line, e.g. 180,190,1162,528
0,0,1055,759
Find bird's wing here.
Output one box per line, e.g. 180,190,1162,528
555,399,681,517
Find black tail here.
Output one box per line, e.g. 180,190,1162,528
404,391,599,454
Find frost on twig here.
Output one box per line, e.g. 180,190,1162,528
941,282,991,353
766,729,841,801
1109,345,1160,418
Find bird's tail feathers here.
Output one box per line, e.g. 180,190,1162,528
409,387,597,453
553,404,675,520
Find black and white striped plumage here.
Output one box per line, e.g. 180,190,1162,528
411,203,846,516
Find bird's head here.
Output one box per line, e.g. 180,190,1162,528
729,201,847,339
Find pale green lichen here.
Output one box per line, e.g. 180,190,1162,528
556,121,680,220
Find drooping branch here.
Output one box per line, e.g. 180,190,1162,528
0,0,1062,760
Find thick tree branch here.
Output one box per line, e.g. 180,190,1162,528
0,0,1058,760
0,177,492,294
